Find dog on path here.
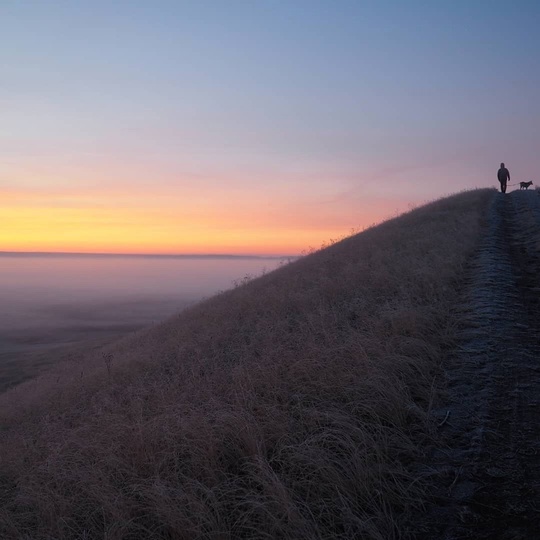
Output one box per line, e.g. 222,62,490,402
520,181,533,190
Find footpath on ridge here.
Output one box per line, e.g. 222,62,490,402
416,190,540,540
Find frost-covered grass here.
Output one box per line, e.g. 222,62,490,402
0,189,493,539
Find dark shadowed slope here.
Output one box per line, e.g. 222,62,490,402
0,189,492,540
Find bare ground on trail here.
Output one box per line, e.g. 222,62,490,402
413,190,540,539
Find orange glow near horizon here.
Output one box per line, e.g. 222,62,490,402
1,179,404,256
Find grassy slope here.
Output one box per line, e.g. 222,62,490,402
0,189,493,540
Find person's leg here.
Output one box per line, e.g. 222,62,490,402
502,181,507,193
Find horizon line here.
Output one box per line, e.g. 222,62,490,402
0,250,298,260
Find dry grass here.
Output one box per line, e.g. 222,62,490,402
0,189,493,539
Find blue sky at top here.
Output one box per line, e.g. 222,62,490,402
2,1,540,253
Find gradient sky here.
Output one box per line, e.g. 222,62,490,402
2,0,540,255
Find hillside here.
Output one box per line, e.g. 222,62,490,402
0,189,500,539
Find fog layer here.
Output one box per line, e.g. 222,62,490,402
0,254,284,389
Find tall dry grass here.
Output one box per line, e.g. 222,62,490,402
0,189,493,539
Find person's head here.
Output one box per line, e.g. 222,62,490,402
500,162,505,168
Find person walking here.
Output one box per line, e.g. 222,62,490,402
497,162,510,193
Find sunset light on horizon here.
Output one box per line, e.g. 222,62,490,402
3,1,540,255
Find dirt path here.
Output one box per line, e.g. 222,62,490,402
415,190,540,539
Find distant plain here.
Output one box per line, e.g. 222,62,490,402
0,253,286,391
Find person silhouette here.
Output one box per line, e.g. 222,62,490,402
497,163,510,193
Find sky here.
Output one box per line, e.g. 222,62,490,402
2,0,540,255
